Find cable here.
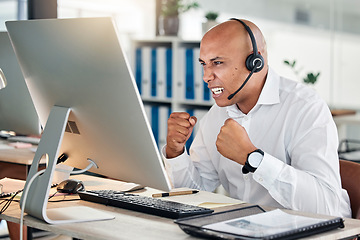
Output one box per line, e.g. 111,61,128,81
48,198,81,203
18,157,98,239
70,158,98,174
20,169,45,240
0,190,22,214
48,191,58,200
0,183,59,214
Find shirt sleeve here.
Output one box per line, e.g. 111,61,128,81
161,129,220,192
253,101,351,217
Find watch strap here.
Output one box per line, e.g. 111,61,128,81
242,149,264,174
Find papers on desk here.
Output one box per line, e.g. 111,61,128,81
0,177,25,197
0,143,14,150
148,188,245,209
0,140,35,149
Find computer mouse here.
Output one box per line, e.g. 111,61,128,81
57,179,85,194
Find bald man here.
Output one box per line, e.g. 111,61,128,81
162,19,351,217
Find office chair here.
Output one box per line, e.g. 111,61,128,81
339,159,360,219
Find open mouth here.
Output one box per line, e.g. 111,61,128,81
211,87,224,95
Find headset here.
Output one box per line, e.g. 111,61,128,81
227,18,264,100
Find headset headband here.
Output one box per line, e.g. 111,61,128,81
229,18,258,57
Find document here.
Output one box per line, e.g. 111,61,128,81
0,177,25,197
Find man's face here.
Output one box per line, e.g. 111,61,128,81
199,35,251,107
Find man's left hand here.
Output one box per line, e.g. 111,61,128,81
216,118,257,165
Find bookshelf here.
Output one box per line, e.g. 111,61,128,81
130,37,215,149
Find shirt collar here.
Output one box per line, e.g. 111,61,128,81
225,67,280,118
257,67,280,105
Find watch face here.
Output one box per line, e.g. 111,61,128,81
248,152,263,168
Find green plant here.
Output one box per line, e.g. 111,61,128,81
284,59,320,85
160,0,200,17
205,11,218,21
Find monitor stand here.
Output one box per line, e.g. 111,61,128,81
20,105,114,224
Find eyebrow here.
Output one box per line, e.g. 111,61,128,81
198,56,223,63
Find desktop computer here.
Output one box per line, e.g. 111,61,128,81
6,17,172,223
0,32,41,136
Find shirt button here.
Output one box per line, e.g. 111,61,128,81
258,177,263,182
244,175,248,180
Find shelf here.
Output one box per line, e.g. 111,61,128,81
131,38,213,148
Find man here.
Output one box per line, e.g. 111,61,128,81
162,19,351,217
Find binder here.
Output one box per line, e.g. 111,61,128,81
156,47,167,100
151,105,159,145
185,108,194,151
193,47,203,102
134,47,142,94
165,48,172,98
203,80,211,101
141,46,152,98
185,48,195,100
178,47,186,101
143,104,152,125
151,48,157,97
158,105,171,149
175,205,345,240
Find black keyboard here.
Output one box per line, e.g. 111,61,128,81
78,190,214,219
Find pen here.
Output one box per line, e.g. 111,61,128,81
152,190,199,198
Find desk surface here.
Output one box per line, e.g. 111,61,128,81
0,140,46,180
1,175,360,240
0,139,44,165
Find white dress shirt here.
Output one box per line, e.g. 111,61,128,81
163,67,351,218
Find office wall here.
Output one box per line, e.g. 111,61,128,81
0,0,17,31
178,0,360,110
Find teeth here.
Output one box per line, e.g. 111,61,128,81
211,87,224,94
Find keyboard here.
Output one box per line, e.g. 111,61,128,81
78,190,214,219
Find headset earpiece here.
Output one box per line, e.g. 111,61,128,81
245,53,264,72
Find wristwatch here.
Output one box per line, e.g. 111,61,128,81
242,149,264,174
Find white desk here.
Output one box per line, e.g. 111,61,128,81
1,174,360,240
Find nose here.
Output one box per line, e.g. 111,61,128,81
202,66,214,83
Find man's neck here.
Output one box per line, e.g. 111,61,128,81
235,76,266,115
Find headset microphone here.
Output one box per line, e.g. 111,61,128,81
227,18,264,100
227,61,260,100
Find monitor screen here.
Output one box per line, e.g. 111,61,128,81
6,17,172,191
0,32,41,136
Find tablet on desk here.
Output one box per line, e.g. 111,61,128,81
175,205,345,240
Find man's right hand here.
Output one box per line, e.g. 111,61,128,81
166,112,197,158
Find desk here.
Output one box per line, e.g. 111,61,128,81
333,113,360,142
0,140,45,180
1,175,360,240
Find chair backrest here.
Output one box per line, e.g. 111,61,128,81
339,159,360,219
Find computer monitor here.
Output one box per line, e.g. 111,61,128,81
6,17,172,223
0,32,41,136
